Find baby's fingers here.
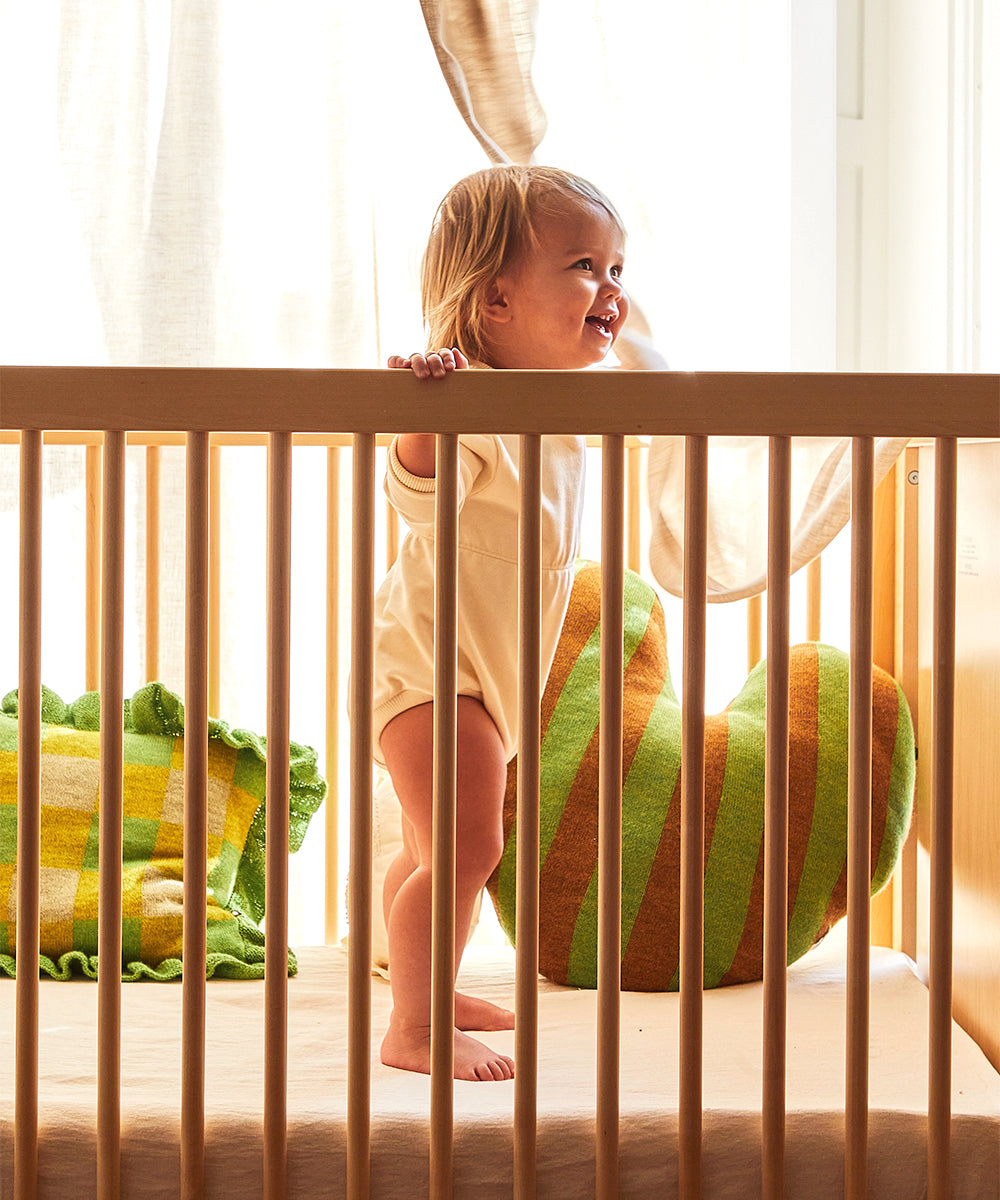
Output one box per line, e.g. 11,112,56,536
387,351,434,379
387,348,466,380
422,348,463,379
433,347,469,370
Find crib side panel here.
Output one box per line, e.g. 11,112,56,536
6,369,999,1200
916,438,1000,1074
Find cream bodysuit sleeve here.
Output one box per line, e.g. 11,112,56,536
384,435,499,532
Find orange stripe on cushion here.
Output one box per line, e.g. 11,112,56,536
619,772,683,988
869,670,900,885
816,662,903,943
540,563,602,735
564,603,672,986
536,727,601,983
717,837,767,986
619,717,729,991
542,601,666,987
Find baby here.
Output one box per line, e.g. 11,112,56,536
374,164,629,1080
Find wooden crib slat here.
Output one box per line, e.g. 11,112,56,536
430,433,459,1196
679,435,708,1200
98,430,126,1200
896,448,922,962
596,435,625,1200
86,442,102,692
762,436,791,1199
209,444,222,719
182,432,210,1197
264,432,293,1200
747,594,763,672
626,438,642,573
15,429,43,1200
515,434,543,1198
145,444,161,683
347,434,375,1200
928,436,957,1200
325,446,342,945
846,436,875,1199
806,557,822,642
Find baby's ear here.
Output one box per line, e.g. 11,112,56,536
483,279,512,323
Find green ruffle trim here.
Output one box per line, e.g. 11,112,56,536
0,911,298,981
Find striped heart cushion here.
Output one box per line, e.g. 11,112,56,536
487,563,915,990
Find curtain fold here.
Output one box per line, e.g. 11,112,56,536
418,0,545,164
646,435,910,602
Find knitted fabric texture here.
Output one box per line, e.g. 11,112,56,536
487,563,915,990
0,682,326,980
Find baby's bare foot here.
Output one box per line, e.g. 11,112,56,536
455,991,515,1032
381,1019,514,1081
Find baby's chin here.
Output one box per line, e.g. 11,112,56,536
584,339,617,368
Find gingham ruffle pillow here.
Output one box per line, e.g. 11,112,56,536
0,682,325,980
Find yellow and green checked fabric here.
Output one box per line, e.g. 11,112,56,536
488,563,915,991
0,683,326,980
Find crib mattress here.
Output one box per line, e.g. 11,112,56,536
1,928,998,1199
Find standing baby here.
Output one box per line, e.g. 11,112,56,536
373,164,629,1080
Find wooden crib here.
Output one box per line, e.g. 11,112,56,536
2,365,998,1200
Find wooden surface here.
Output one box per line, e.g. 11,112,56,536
917,439,1000,1074
869,468,899,948
2,366,997,438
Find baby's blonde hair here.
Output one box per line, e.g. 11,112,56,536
420,165,624,367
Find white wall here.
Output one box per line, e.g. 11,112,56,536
843,0,997,372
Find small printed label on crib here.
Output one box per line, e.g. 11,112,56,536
957,534,980,576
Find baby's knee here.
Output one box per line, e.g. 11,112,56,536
457,824,505,886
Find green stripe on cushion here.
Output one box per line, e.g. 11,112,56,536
566,867,600,987
567,683,682,986
620,689,682,948
493,624,602,936
786,643,850,957
494,567,657,943
701,704,767,987
871,681,914,893
538,625,605,859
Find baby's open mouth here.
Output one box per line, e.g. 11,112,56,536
586,314,615,334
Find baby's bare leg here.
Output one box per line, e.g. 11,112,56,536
382,813,514,1033
379,698,513,1081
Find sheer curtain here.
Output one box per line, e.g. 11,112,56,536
2,1,842,939
0,2,490,370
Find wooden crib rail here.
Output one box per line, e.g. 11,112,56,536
6,366,999,1200
2,365,997,437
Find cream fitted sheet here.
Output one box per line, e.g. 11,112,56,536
1,925,998,1199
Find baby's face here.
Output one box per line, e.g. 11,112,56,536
485,200,628,371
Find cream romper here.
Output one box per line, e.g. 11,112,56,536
371,433,586,765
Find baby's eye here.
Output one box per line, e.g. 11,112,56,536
611,265,623,279
573,258,593,270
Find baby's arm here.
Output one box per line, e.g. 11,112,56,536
387,347,468,478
